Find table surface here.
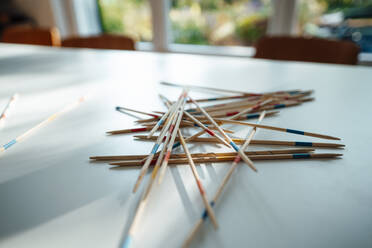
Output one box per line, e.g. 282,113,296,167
0,44,371,248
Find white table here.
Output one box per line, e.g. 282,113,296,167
0,44,371,248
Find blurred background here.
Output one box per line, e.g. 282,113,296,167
0,0,371,57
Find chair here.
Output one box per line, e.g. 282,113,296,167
253,36,360,65
1,26,61,46
61,34,135,51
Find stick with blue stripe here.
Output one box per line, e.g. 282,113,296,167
214,119,341,141
146,93,181,138
188,96,258,172
158,97,187,184
178,129,219,229
122,110,178,248
1,97,84,153
182,111,266,248
132,91,186,193
227,98,273,120
159,94,230,148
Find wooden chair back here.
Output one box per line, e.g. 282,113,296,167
254,36,360,65
61,34,135,51
1,26,61,46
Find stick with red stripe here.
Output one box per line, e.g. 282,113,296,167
188,95,257,172
132,91,187,193
178,129,219,229
122,116,177,248
160,94,230,148
183,111,266,247
147,90,186,138
227,98,273,120
158,98,187,184
106,127,151,135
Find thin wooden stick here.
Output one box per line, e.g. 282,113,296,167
188,95,257,172
182,110,266,247
1,97,84,153
186,94,254,103
90,148,316,161
116,106,160,118
110,153,343,167
120,96,187,248
213,119,340,140
135,110,278,124
105,123,234,135
0,93,18,127
122,142,169,248
227,99,273,120
161,81,262,96
178,129,219,229
182,110,230,147
160,93,230,148
147,90,186,138
132,91,186,193
134,135,344,148
158,98,187,184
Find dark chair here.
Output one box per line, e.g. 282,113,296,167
254,36,360,65
61,34,135,51
1,26,61,46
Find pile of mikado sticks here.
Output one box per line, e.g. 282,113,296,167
90,82,344,248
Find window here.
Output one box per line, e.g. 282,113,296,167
297,0,372,52
96,0,372,54
98,0,152,42
169,0,272,46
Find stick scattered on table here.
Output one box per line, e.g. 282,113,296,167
178,129,219,229
0,93,18,128
188,95,257,172
110,153,343,167
1,97,84,153
134,135,344,148
116,106,160,118
183,111,266,247
161,81,261,96
158,98,187,184
90,148,316,161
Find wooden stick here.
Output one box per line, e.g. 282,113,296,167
182,110,230,147
227,99,273,120
213,119,340,140
188,96,258,171
188,102,299,118
161,81,262,96
90,148,316,161
158,98,187,184
134,135,344,148
106,123,234,135
160,93,230,148
132,91,186,193
115,106,160,118
135,110,279,124
185,111,279,121
178,129,219,229
0,93,18,127
182,110,266,247
141,122,235,134
110,153,343,167
121,137,171,248
1,97,84,153
186,94,254,103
